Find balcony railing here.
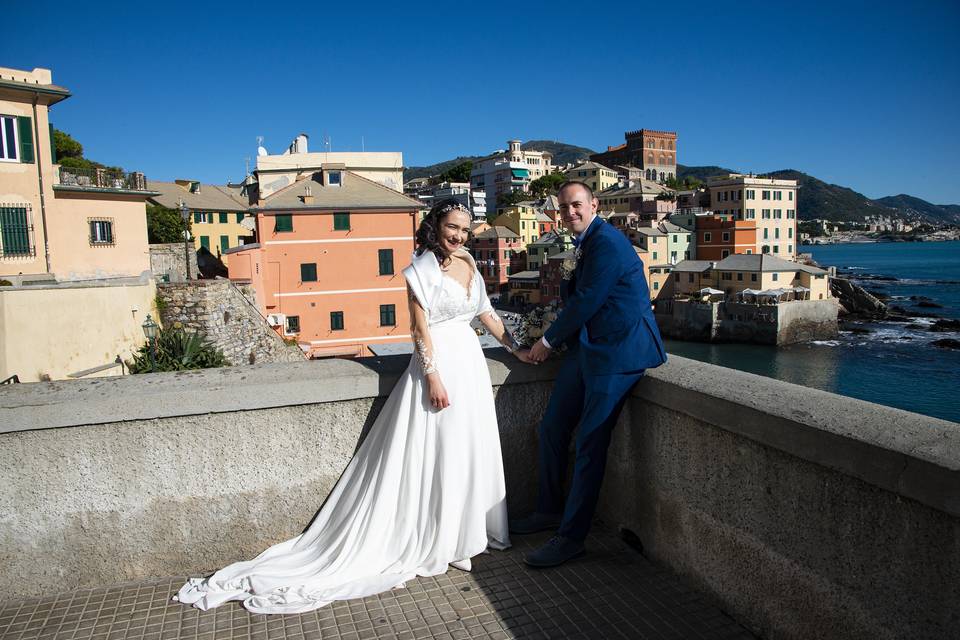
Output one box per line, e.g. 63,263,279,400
57,166,149,191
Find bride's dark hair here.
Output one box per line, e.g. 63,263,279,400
415,198,471,263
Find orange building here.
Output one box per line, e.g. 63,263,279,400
695,215,757,261
225,166,422,358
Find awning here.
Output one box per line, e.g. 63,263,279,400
511,169,530,178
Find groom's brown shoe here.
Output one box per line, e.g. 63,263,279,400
509,512,562,535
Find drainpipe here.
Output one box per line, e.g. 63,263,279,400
31,94,53,274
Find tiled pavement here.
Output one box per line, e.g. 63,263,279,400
0,527,755,640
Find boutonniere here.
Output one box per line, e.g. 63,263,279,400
561,253,578,281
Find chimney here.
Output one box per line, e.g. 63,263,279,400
301,185,314,204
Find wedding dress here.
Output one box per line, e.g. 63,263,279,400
176,252,510,614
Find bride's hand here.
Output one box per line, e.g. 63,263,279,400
514,349,537,365
426,374,450,410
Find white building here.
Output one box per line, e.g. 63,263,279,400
470,139,553,211
255,134,404,198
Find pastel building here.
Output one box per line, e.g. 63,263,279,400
148,180,252,255
671,254,830,300
695,215,758,261
707,174,799,259
0,66,158,382
526,231,573,271
562,161,620,193
470,226,521,295
491,201,541,247
470,140,553,210
596,179,674,213
256,133,404,196
590,129,678,183
225,166,422,358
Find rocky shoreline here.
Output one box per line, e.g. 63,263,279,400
826,267,960,350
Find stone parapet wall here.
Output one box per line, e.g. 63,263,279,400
156,280,304,366
0,354,956,639
148,243,198,283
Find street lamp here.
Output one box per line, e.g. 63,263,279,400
142,313,158,371
178,198,192,280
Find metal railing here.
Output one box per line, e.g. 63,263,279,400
57,166,149,191
1,374,19,384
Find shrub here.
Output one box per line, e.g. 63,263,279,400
129,326,227,373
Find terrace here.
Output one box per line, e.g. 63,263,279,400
54,166,155,194
0,353,956,639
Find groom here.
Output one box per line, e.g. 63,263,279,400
512,180,667,567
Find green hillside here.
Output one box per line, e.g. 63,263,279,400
521,140,595,165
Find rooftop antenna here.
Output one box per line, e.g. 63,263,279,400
256,135,267,157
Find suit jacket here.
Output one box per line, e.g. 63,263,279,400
544,215,667,377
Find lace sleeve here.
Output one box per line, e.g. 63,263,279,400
407,284,438,376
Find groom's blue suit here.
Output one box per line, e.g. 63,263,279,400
539,214,667,542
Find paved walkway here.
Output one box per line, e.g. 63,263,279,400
0,527,755,640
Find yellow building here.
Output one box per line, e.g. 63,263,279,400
148,180,252,255
707,174,799,259
0,66,159,382
491,201,541,247
671,254,830,300
563,161,620,193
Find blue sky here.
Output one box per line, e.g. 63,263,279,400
6,0,960,203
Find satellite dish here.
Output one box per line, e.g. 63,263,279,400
257,146,268,156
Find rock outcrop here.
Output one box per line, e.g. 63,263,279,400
830,278,887,319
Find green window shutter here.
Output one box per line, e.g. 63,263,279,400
236,212,244,223
220,235,229,252
334,212,350,231
274,214,293,232
300,263,317,282
193,212,201,224
330,311,344,331
378,248,394,275
200,236,210,250
48,123,56,163
0,206,32,256
219,212,228,224
16,116,34,164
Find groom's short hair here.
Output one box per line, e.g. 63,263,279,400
557,180,595,201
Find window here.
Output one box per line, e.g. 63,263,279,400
236,212,245,223
721,250,730,258
218,212,228,223
762,245,770,254
274,215,293,232
763,229,769,239
378,248,394,275
722,272,732,280
672,235,677,242
285,315,300,333
334,212,350,230
772,273,779,281
762,209,771,219
380,304,396,326
751,273,757,282
774,191,782,201
789,192,794,201
773,246,780,254
327,171,342,186
89,219,114,245
330,311,344,331
746,209,755,219
762,191,770,200
775,228,780,239
788,244,793,253
653,281,659,290
0,115,33,163
737,272,743,281
704,232,712,242
193,211,210,224
774,209,782,219
746,189,755,199
652,251,658,261
220,235,229,252
200,236,210,250
0,205,33,256
688,273,694,283
722,232,730,242
300,263,317,282
787,209,795,219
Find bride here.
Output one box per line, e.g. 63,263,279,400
175,199,530,614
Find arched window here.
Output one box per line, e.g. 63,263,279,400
647,152,654,164
669,141,674,150
659,140,665,150
648,140,655,149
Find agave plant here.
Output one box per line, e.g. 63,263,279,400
129,325,227,373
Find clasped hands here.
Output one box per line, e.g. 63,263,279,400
515,339,551,365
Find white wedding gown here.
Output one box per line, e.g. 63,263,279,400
176,272,510,614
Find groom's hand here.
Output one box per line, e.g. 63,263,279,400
530,339,551,363
514,349,537,365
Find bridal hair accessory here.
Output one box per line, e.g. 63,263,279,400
438,202,470,215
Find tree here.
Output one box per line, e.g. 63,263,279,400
440,161,473,183
665,175,702,191
147,204,191,244
495,190,532,210
528,172,567,198
53,129,83,160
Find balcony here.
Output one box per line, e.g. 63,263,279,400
0,354,956,639
55,166,154,193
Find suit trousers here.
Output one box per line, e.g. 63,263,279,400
536,353,644,542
